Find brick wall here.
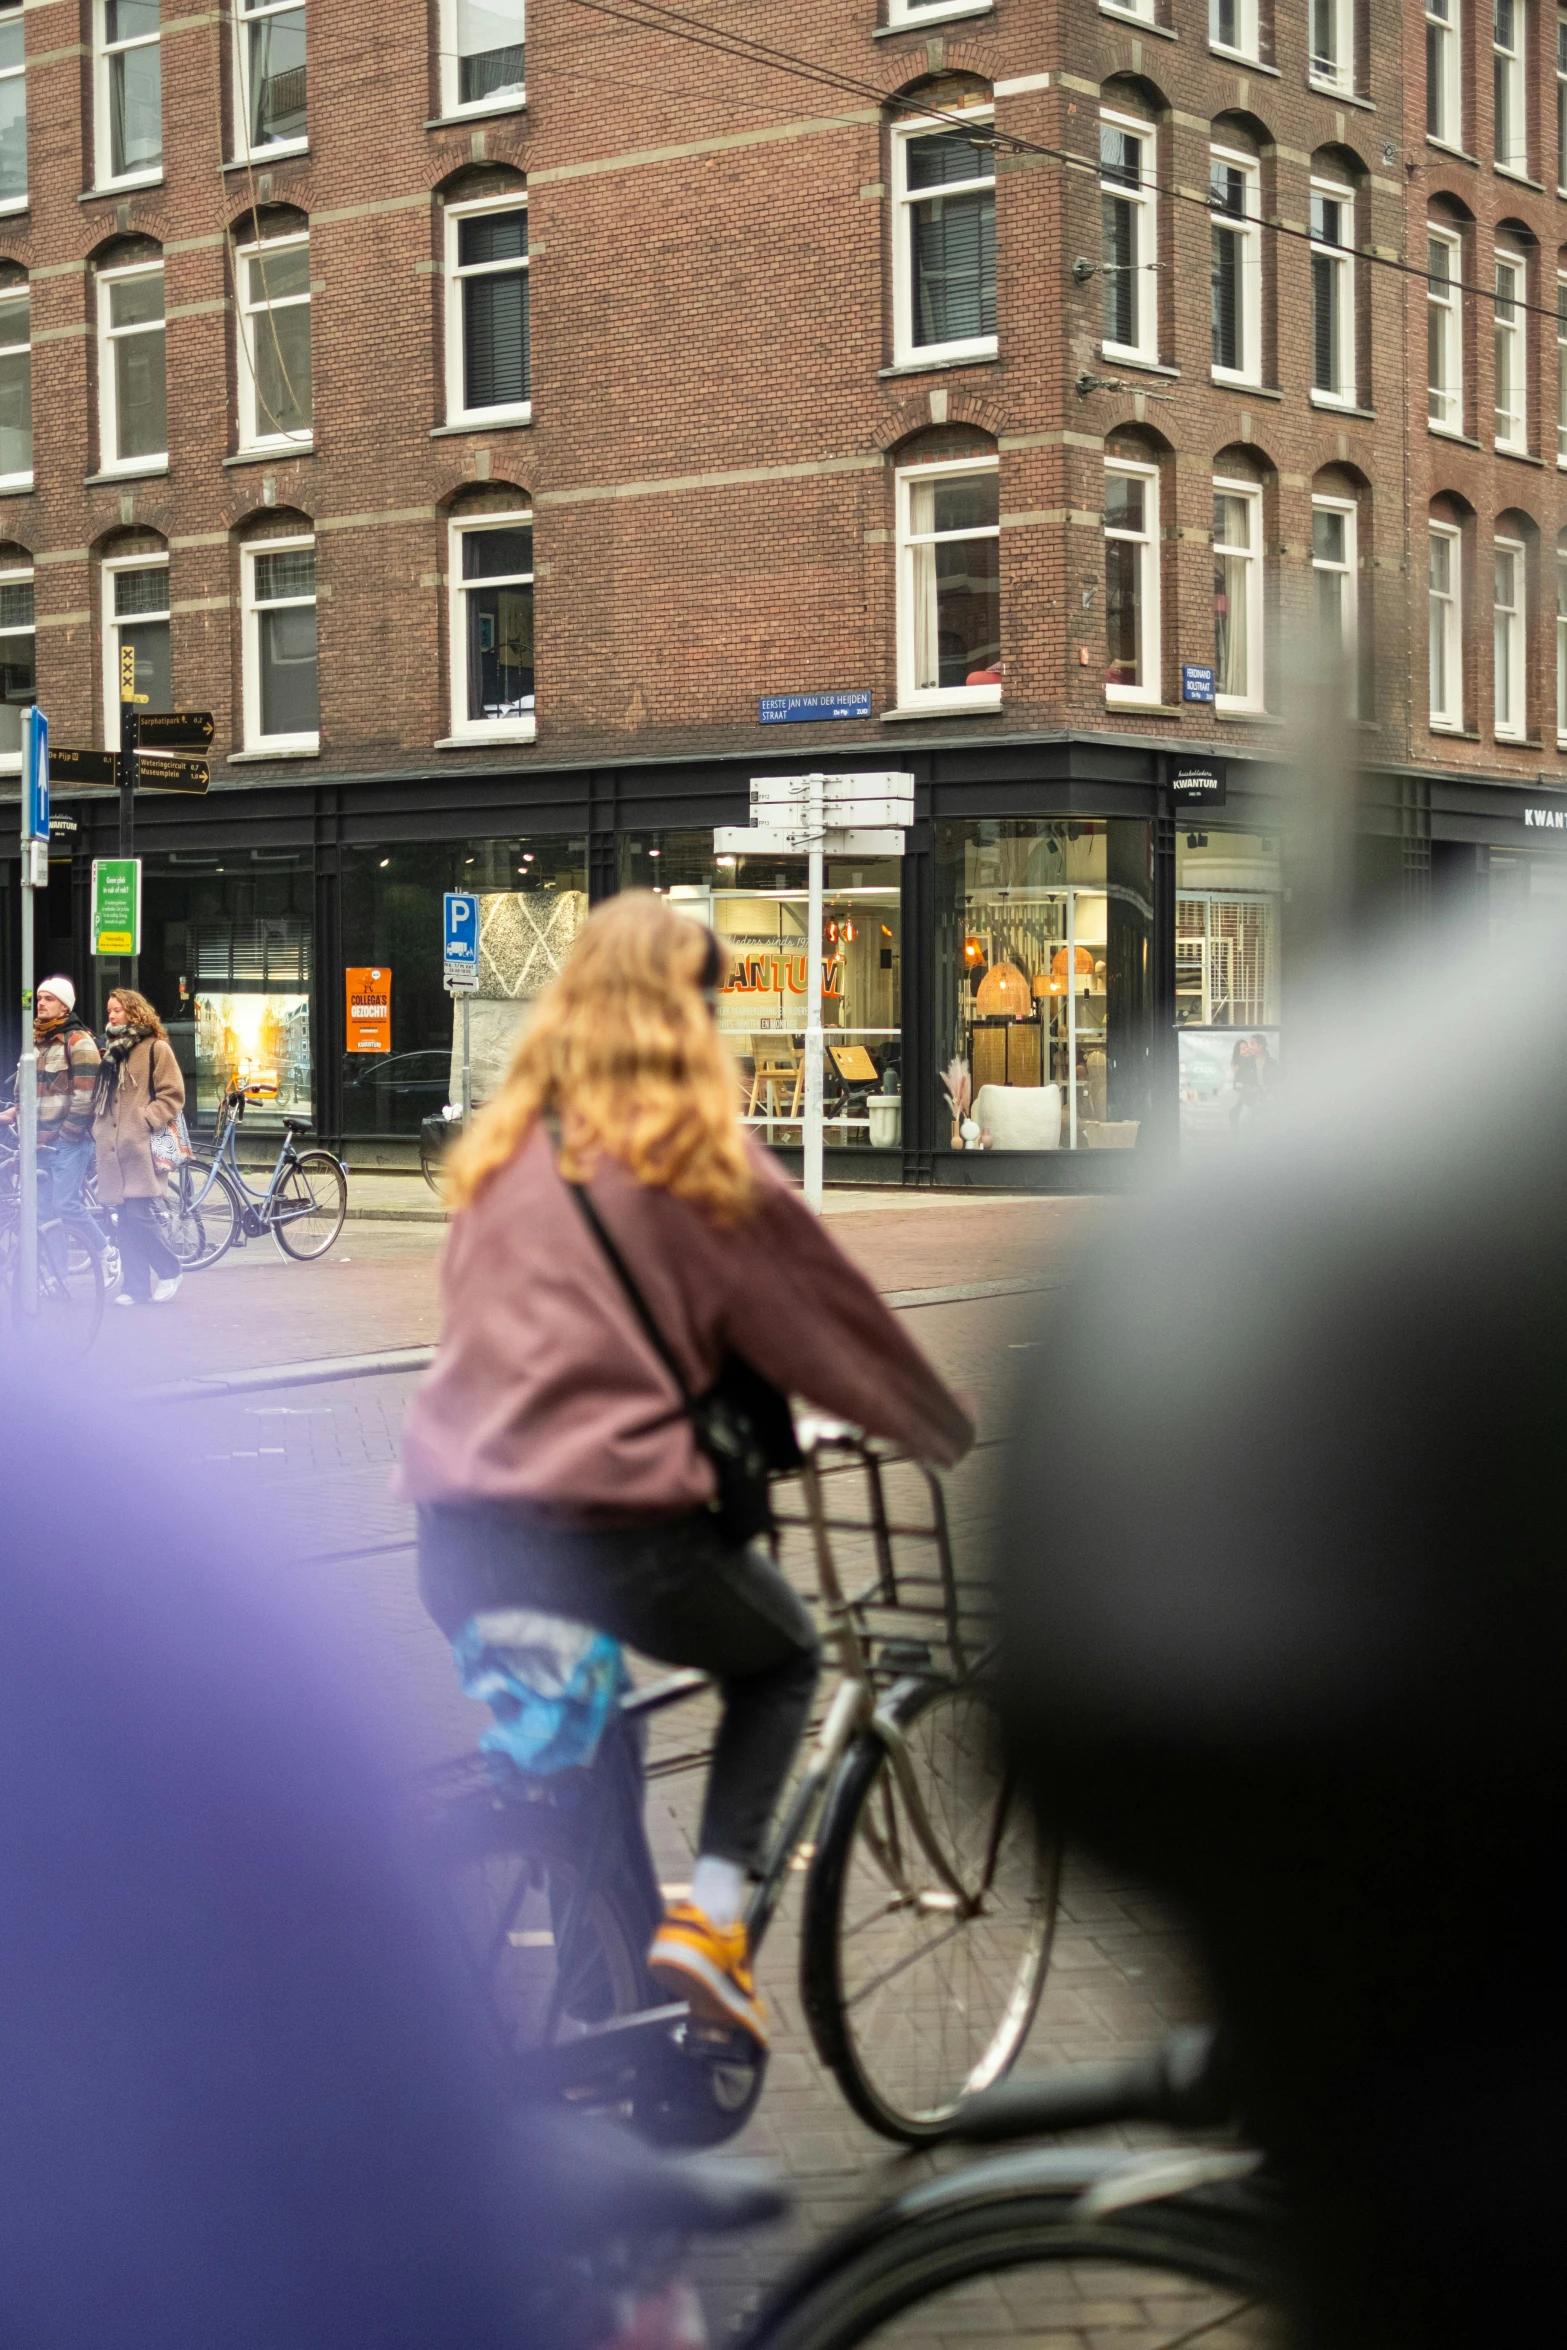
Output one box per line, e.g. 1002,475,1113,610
3,1,1564,795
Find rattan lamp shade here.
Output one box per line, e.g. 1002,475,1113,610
974,960,1033,1018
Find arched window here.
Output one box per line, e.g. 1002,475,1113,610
1309,148,1364,410
446,486,536,744
1493,225,1534,455
892,429,1001,712
0,4,26,213
1428,495,1469,734
1555,529,1567,745
238,514,319,754
1210,116,1267,388
442,171,530,427
234,210,312,453
234,0,307,161
1104,428,1171,707
0,265,29,489
1426,205,1468,438
1311,466,1366,711
95,237,166,475
99,530,170,742
94,1,162,191
1493,509,1536,744
0,535,33,772
1212,446,1270,714
890,82,997,369
438,0,525,116
1100,81,1162,367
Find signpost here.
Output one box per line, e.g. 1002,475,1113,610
45,744,209,794
16,708,50,1317
138,709,215,751
443,891,481,1121
714,771,915,1211
91,858,142,957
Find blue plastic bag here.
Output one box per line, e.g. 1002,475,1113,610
451,1607,629,1777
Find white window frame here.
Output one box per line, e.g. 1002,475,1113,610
1099,0,1155,19
1100,110,1158,366
233,0,306,162
1212,477,1265,715
100,551,169,747
97,258,166,476
1310,0,1356,91
0,1,24,218
235,229,312,453
1426,0,1461,147
1427,227,1463,435
1428,526,1465,728
1209,147,1261,387
887,0,996,25
443,191,531,428
242,533,318,753
94,0,161,192
1493,533,1526,740
1557,273,1567,465
1494,248,1527,452
1493,0,1528,177
891,106,997,369
1558,11,1567,188
1210,0,1259,60
438,0,525,119
0,559,33,774
1557,546,1567,743
1428,522,1464,731
1311,494,1358,705
0,280,30,490
447,508,536,745
1103,458,1161,707
1309,179,1356,409
894,455,1002,714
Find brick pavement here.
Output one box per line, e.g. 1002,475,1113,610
146,1184,1203,2345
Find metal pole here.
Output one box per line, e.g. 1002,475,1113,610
119,649,138,995
460,992,472,1123
803,771,825,1212
17,846,37,1315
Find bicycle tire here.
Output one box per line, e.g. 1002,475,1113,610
742,2155,1284,2350
271,1150,347,1260
801,1676,1059,2142
33,1219,105,1358
172,1160,241,1268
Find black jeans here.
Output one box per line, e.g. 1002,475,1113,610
418,1504,821,1873
115,1198,179,1299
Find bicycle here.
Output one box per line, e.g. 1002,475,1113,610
0,1138,106,1358
739,2030,1285,2350
421,1431,1060,2150
172,1079,347,1268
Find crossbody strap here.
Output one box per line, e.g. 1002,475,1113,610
564,1172,696,1409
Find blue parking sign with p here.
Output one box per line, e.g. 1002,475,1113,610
443,890,480,983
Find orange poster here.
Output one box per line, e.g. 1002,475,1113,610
345,965,391,1053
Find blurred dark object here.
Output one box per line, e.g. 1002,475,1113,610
422,1105,461,1192
996,919,1567,2350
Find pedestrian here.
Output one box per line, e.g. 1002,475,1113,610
402,892,974,2046
93,986,185,1307
0,976,118,1287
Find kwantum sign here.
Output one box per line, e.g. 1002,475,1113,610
1523,806,1567,831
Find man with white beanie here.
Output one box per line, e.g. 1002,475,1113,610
2,977,117,1286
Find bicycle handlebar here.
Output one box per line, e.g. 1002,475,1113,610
942,2028,1231,2146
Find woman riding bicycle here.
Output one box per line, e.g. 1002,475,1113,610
401,893,973,2045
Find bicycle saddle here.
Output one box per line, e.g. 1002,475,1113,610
518,2108,788,2249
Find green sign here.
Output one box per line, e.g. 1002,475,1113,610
91,857,141,957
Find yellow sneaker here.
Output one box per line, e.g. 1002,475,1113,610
647,1900,768,2045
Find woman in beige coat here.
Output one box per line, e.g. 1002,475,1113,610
93,986,187,1306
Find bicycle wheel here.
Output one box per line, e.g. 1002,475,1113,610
802,1676,1059,2141
271,1150,347,1260
743,2161,1285,2350
34,1220,104,1359
171,1160,240,1268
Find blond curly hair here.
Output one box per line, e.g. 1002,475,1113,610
442,891,753,1223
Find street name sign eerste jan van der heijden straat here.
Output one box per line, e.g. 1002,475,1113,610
46,710,215,797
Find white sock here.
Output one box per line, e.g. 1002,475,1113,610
690,1854,747,1929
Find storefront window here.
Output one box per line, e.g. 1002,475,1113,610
621,832,905,1152
137,850,315,1130
342,836,587,1141
935,819,1152,1154
1175,828,1282,1148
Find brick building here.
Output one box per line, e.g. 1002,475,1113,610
2,0,1565,1181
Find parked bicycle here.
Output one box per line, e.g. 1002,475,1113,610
422,1433,1059,2149
0,1136,105,1357
172,1078,347,1269
740,2028,1283,2350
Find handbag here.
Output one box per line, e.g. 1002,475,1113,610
149,1109,193,1170
565,1175,802,1546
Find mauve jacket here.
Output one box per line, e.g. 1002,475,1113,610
398,1126,974,1523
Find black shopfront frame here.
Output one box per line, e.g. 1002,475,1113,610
10,737,1558,1186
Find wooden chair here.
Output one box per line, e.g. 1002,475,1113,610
746,1036,804,1125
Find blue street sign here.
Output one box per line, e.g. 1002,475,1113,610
443,890,481,986
1181,664,1216,704
759,692,873,724
22,706,49,841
